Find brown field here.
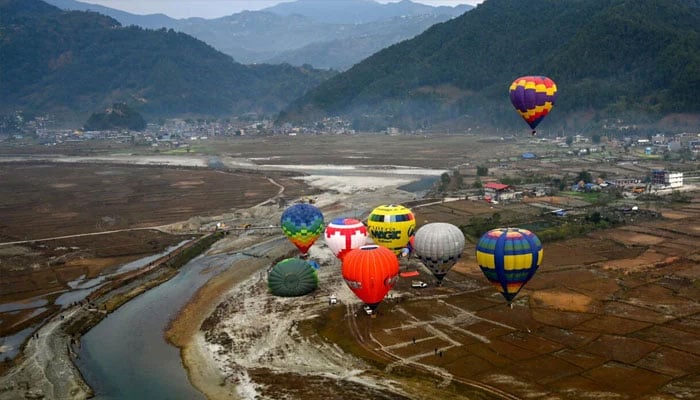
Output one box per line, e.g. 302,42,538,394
0,162,309,241
1,134,699,399
0,161,310,339
311,194,700,399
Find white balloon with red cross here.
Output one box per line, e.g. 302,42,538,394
324,218,368,260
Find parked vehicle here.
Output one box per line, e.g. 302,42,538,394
411,280,428,288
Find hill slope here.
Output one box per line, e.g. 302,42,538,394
280,0,700,132
0,0,333,120
43,0,473,70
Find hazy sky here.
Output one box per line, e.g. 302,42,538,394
83,0,484,19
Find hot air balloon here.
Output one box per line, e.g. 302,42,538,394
509,76,557,136
324,218,368,260
342,245,399,313
280,203,325,256
268,258,318,297
476,228,543,304
413,222,465,285
367,204,415,256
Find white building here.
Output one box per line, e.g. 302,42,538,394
652,169,683,188
667,172,684,188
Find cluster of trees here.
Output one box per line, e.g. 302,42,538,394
84,103,145,131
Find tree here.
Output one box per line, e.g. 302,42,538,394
476,165,488,177
453,170,463,188
440,172,450,185
592,134,601,144
566,136,574,146
574,170,592,184
438,172,450,192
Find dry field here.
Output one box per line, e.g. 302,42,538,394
1,134,698,399
0,161,309,341
0,162,310,240
307,195,700,399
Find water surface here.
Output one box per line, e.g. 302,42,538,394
76,252,248,400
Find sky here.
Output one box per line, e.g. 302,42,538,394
83,0,484,19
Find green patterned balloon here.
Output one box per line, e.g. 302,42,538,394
268,258,318,297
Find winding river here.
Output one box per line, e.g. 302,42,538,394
70,164,437,398
75,251,247,399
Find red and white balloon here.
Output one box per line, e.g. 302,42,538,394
324,218,368,260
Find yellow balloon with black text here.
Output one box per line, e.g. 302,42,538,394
366,204,415,256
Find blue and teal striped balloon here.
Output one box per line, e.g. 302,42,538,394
476,228,543,303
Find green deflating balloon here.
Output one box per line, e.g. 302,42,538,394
268,258,318,297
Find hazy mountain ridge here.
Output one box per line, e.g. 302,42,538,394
264,0,472,24
43,0,473,70
280,0,700,132
259,13,456,69
0,0,335,120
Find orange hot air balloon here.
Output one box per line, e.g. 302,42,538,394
342,245,399,312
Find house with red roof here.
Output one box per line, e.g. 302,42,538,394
483,182,516,202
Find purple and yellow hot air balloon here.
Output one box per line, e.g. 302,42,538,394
476,228,543,304
509,76,557,136
280,203,325,256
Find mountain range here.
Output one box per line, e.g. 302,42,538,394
280,0,700,133
4,0,700,133
0,0,334,121
43,0,473,70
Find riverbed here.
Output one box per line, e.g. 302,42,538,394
74,234,292,399
75,252,246,399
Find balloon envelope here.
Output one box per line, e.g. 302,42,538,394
280,203,325,255
268,258,318,297
324,218,368,260
414,222,465,283
367,204,415,255
476,228,543,303
509,76,557,134
342,245,399,308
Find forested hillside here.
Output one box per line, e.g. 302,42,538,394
280,0,700,132
0,0,334,120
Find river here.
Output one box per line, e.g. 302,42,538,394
75,251,247,400
70,166,430,398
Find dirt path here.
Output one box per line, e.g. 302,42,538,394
0,176,287,247
0,306,92,400
344,298,523,400
252,177,285,207
0,226,170,247
368,303,522,400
